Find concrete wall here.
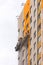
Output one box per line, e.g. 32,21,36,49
18,40,28,65
18,10,24,40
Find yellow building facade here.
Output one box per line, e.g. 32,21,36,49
15,0,43,65
23,0,30,65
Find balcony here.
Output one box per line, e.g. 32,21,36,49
37,5,41,15
28,55,30,60
28,49,30,55
37,18,41,26
15,32,30,51
15,38,22,51
37,0,41,3
37,41,41,49
28,42,30,50
37,29,41,37
37,53,41,61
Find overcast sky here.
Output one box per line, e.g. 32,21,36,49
0,0,26,65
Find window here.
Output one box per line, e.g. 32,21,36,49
30,27,32,34
37,23,41,32
37,58,41,65
22,60,25,65
37,35,41,42
26,24,28,29
34,31,36,38
22,49,25,57
34,42,36,50
34,20,36,28
18,56,20,60
26,12,29,19
30,5,32,13
26,43,28,49
37,1,40,9
34,8,36,17
30,37,32,44
33,53,36,61
37,47,41,54
26,55,28,65
34,0,36,5
30,59,32,65
18,28,20,32
34,64,36,65
22,20,24,27
22,30,24,36
37,12,41,20
30,16,32,24
30,48,32,55
37,48,39,54
42,54,43,61
39,58,41,65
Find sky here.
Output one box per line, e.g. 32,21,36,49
0,0,26,65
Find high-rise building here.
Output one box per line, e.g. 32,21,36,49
15,0,43,65
15,9,29,65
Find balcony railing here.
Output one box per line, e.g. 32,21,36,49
37,0,41,3
37,41,41,49
15,32,30,51
37,53,41,61
37,18,41,26
37,29,41,37
37,5,41,15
